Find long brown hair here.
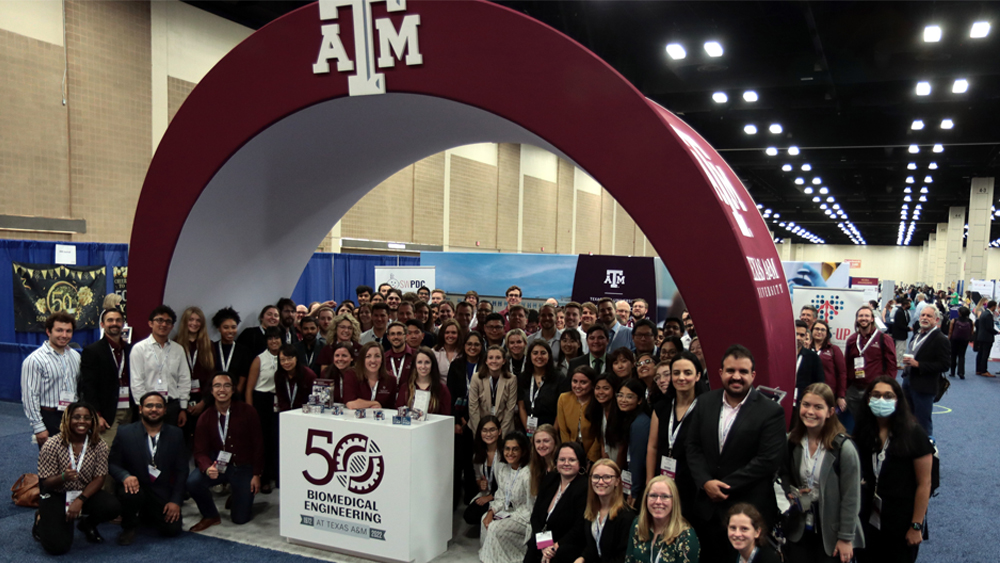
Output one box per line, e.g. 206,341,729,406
529,424,558,497
59,402,101,446
583,459,627,521
477,345,513,380
356,342,390,384
174,306,215,370
434,319,465,352
789,382,847,450
407,347,443,413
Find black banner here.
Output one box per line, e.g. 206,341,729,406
113,266,127,317
571,255,658,324
12,262,106,332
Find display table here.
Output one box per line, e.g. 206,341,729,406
279,409,454,563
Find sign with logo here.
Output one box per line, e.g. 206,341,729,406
280,411,452,563
850,276,880,302
572,255,657,323
374,266,435,294
845,259,861,269
793,287,867,355
11,262,106,332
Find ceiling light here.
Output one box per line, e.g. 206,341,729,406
904,196,912,202
819,187,829,194
764,208,772,215
765,147,778,156
906,177,914,183
920,187,929,193
932,144,944,153
911,120,925,130
769,123,783,134
788,146,800,156
907,163,917,170
952,79,968,93
743,90,758,102
804,187,814,194
833,204,840,210
820,204,828,210
744,124,758,134
826,197,834,203
666,43,686,60
919,195,927,202
909,145,920,154
904,187,912,193
812,177,821,185
928,162,938,170
795,177,805,185
923,25,942,42
781,164,792,172
915,204,922,209
773,213,780,218
779,222,786,227
970,22,991,38
812,197,820,203
940,119,954,129
712,92,728,103
704,41,724,57
916,81,931,96
924,176,933,183
801,164,812,171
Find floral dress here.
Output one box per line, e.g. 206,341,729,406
479,461,534,563
624,522,700,563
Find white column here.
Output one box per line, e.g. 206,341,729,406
945,207,965,289
967,177,995,284
150,1,169,152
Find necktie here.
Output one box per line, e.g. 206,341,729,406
594,359,603,373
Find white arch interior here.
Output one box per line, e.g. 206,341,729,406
166,93,575,328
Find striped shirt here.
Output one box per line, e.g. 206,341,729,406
21,341,81,434
129,335,190,408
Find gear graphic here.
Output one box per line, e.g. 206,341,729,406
333,433,385,495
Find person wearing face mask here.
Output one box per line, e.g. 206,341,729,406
854,376,934,563
780,383,864,563
844,306,896,422
900,306,950,437
525,442,589,563
469,345,519,438
447,331,487,506
576,460,637,563
519,341,563,434
530,424,558,497
557,366,602,461
726,503,780,563
396,347,452,415
624,476,699,563
479,432,533,563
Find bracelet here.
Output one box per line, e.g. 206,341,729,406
78,493,89,502
61,471,66,481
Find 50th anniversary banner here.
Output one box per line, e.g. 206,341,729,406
11,262,106,332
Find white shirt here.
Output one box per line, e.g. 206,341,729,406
718,390,752,453
254,350,279,393
21,341,80,434
359,328,385,345
129,335,190,408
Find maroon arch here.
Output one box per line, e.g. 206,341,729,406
129,0,794,394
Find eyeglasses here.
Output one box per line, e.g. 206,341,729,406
637,359,655,366
648,493,672,501
485,324,504,331
142,403,165,409
616,393,638,400
482,427,499,434
871,392,897,400
70,415,93,422
591,474,616,483
212,383,234,390
151,318,174,325
634,332,654,339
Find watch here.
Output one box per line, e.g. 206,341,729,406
910,522,923,531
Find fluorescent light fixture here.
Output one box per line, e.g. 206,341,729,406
812,177,821,185
920,187,928,193
744,124,758,134
940,119,954,129
907,163,917,170
932,144,944,153
928,162,938,169
788,146,800,156
923,25,942,42
826,197,834,203
820,204,828,210
819,187,829,194
704,41,723,57
906,176,914,183
953,79,968,93
773,213,780,218
804,187,814,194
909,145,920,154
971,21,991,38
904,196,912,202
915,204,922,209
812,197,821,203
765,147,778,156
712,92,728,103
916,81,931,96
779,222,786,227
781,164,792,171
911,120,924,130
764,208,772,214
743,90,759,102
666,43,686,60
769,123,783,134
833,204,840,210
924,176,933,183
919,195,927,202
904,187,912,193
801,164,812,171
795,177,805,185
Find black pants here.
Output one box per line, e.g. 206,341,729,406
691,513,736,563
857,523,918,563
463,495,492,525
950,339,967,376
39,410,63,447
252,391,278,484
38,490,120,555
164,399,182,428
453,426,476,506
975,342,991,374
116,483,182,536
785,528,838,563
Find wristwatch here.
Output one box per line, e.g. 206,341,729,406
910,522,923,531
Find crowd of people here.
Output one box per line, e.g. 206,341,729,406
20,282,942,562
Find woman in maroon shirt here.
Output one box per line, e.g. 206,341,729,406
275,344,317,411
810,320,848,412
343,342,397,409
396,346,452,416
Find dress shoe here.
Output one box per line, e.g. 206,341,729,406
118,528,136,546
32,511,41,542
261,483,273,495
189,517,221,533
78,520,104,543
225,495,233,510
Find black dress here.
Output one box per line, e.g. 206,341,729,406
525,472,588,563
518,372,563,429
579,505,636,563
652,397,699,522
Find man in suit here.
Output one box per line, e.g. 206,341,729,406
565,325,614,392
598,297,634,353
902,305,951,436
974,300,997,376
79,307,133,445
794,320,824,404
108,392,187,545
685,344,786,563
891,297,912,368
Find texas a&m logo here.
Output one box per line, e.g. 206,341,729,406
312,0,423,96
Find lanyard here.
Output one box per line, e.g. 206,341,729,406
153,341,169,380
305,346,316,367
370,380,380,401
911,328,936,354
504,465,522,510
802,436,824,490
217,342,234,372
218,410,230,446
667,398,698,455
285,378,298,405
740,547,759,563
389,356,406,382
594,511,608,558
872,437,890,490
529,376,542,413
484,449,497,489
68,436,89,472
54,349,74,390
856,331,877,355
509,357,524,374
109,343,126,382
548,480,568,519
147,433,159,468
186,348,199,372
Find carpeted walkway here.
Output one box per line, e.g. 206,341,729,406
0,344,994,562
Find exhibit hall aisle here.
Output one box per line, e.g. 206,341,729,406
0,345,990,562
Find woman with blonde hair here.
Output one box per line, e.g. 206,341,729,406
529,424,558,497
624,475,699,562
175,307,216,428
319,312,362,375
574,459,637,563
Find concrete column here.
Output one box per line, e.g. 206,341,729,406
945,207,965,290
918,241,927,284
935,224,949,289
926,234,937,286
967,177,995,284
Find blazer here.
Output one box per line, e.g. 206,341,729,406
905,328,951,395
685,388,786,527
108,422,188,505
794,348,825,402
974,308,996,343
567,353,613,377
579,505,636,563
890,307,911,341
79,337,132,422
780,437,865,555
526,472,589,563
446,357,477,423
468,372,518,437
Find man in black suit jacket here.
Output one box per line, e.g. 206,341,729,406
79,308,133,444
686,344,786,563
564,325,614,392
891,298,912,368
902,305,951,437
974,300,997,376
794,320,825,404
109,392,188,545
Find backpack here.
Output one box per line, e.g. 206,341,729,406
950,319,972,341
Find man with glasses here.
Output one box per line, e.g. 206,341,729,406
482,313,507,347
188,373,263,531
21,311,81,448
109,392,187,545
498,285,522,326
130,305,190,428
80,307,133,446
632,319,658,358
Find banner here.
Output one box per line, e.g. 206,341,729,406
12,262,106,332
783,261,851,298
113,266,128,317
850,277,880,303
970,279,995,300
792,287,868,355
572,255,658,323
373,266,435,294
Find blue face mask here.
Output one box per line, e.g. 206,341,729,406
869,397,897,417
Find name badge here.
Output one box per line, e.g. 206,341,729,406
526,416,539,435
621,470,633,490
854,357,866,379
154,378,169,396
117,386,130,409
869,493,883,530
58,390,75,411
493,510,510,520
274,394,279,413
490,405,497,416
660,456,677,478
535,531,554,550
217,451,232,474
65,490,82,514
148,464,161,482
191,378,201,393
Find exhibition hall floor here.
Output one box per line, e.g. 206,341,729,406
1,347,994,562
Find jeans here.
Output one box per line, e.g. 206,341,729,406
187,463,255,524
901,376,935,437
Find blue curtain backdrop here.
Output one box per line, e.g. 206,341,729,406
0,240,418,402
